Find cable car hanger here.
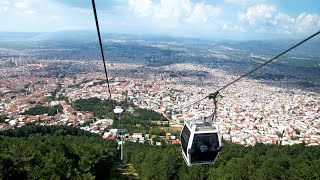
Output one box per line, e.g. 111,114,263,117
209,91,219,121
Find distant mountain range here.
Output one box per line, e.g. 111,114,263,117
0,31,319,70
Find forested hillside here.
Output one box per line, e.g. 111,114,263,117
0,125,117,179
1,125,320,179
124,142,320,179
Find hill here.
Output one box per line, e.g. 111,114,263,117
0,125,117,179
1,124,320,179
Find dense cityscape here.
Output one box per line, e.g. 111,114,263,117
1,51,319,147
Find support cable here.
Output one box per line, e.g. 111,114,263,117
92,0,112,99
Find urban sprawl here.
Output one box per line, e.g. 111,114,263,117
1,60,320,146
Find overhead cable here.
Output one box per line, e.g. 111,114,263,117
92,0,112,99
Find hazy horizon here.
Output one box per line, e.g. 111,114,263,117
1,0,320,40
1,30,320,42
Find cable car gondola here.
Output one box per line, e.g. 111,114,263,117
181,120,222,166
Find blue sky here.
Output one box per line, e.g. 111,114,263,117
0,0,320,40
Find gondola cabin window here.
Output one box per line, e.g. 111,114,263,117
191,133,219,164
181,125,191,154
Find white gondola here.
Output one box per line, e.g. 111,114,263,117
181,120,222,166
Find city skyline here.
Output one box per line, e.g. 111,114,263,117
0,0,320,40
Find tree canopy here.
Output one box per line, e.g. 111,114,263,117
0,115,7,123
22,105,62,116
0,125,117,179
1,125,320,179
72,98,168,134
124,141,320,180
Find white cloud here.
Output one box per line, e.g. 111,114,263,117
295,13,320,32
154,0,192,19
26,10,36,15
127,0,222,27
239,4,277,26
239,4,320,35
0,0,9,12
2,7,8,12
0,0,95,32
225,0,267,7
186,3,222,24
51,15,61,20
11,0,44,16
223,24,245,32
275,13,294,25
14,0,28,9
71,7,91,14
128,0,152,17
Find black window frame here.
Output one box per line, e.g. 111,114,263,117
181,125,191,154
